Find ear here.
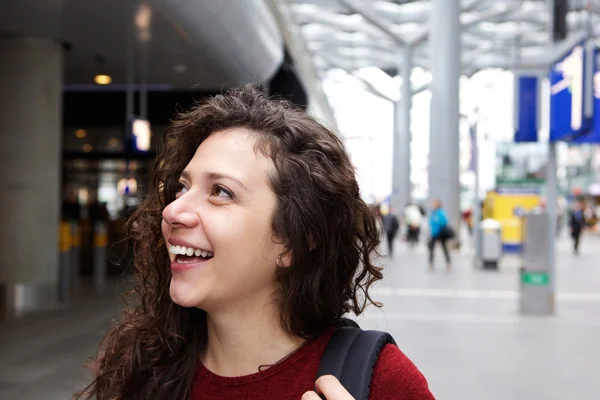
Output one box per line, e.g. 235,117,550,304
271,232,294,267
278,250,292,268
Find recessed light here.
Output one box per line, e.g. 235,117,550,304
94,75,112,85
75,129,87,138
174,64,187,73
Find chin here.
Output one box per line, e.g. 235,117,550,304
169,278,204,308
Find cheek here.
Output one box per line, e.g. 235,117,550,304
211,212,276,258
161,219,170,241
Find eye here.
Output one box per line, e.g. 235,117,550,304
175,182,188,198
209,184,233,199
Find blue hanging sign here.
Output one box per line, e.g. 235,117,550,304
573,49,600,144
549,41,595,142
514,75,540,142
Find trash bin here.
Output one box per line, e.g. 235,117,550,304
480,219,502,270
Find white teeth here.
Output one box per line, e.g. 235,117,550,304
169,243,213,258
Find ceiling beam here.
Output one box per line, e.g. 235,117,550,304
336,0,406,47
319,53,395,101
412,82,430,96
294,8,395,44
411,4,521,46
353,74,396,101
462,0,487,13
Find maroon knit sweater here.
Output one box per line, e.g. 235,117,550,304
191,327,435,399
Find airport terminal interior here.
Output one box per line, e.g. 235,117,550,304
1,0,599,399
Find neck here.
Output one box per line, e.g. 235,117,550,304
200,293,305,377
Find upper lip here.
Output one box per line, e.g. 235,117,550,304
168,237,213,253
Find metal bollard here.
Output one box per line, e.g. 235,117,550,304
59,221,72,303
94,221,108,293
70,221,81,293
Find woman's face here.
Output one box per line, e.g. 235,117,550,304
161,128,286,312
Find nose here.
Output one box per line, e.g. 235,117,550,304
162,195,200,229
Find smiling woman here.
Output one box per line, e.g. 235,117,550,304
76,85,433,400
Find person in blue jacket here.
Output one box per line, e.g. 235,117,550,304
428,199,451,271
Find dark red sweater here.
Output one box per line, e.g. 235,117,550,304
191,328,435,399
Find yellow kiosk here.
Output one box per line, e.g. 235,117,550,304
483,188,541,253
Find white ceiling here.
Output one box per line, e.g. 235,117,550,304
0,0,284,90
282,0,600,77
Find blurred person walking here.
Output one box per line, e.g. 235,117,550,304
404,202,422,248
428,199,452,271
569,200,586,255
382,209,400,257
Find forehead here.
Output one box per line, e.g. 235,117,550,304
186,128,274,184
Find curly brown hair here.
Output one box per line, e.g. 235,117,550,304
77,85,383,400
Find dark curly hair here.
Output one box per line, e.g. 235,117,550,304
77,85,383,400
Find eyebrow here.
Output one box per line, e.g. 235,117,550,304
180,170,249,191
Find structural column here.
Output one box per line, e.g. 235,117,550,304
428,0,461,227
392,47,414,214
0,36,63,316
544,0,560,311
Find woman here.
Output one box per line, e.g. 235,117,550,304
428,199,451,271
77,86,433,399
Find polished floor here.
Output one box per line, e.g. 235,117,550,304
1,232,599,399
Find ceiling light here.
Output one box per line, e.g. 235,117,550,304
135,4,152,30
75,129,87,138
174,64,187,73
94,75,112,85
82,144,93,152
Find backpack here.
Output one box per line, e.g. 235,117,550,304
316,319,396,400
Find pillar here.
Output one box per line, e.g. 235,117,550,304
0,36,63,316
392,47,413,215
428,0,461,227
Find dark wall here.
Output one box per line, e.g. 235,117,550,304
64,49,309,131
268,49,308,110
63,90,218,128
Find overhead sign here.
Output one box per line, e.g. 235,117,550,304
549,41,595,141
572,49,600,144
514,74,540,142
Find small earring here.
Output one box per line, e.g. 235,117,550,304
276,254,284,267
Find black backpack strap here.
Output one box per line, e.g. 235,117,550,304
317,325,396,400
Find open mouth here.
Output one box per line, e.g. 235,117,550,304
169,245,214,264
174,254,213,264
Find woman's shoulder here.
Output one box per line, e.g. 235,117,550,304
369,344,435,400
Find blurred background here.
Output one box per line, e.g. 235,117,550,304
0,0,599,399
